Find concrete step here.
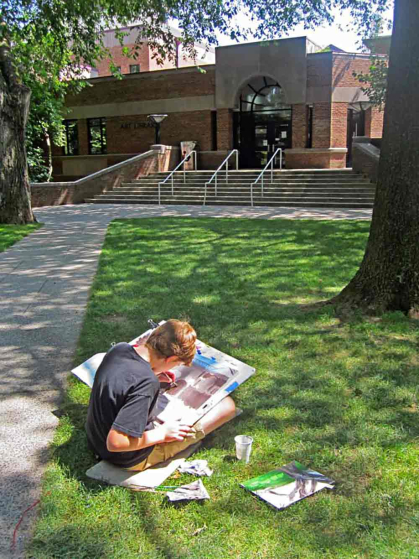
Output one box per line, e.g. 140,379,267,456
129,179,371,188
127,182,373,190
87,195,374,207
86,197,373,208
140,174,364,182
87,167,374,208
113,189,375,199
120,183,374,191
91,197,374,206
136,170,364,177
149,169,358,175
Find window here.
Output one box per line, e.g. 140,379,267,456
211,111,218,151
63,120,79,155
88,118,107,155
130,64,140,74
307,106,313,148
89,68,99,78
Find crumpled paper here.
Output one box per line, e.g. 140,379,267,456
166,479,210,502
178,459,213,477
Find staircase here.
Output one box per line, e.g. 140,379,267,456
86,169,375,208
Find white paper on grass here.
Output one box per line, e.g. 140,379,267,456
71,321,255,425
241,461,335,511
254,480,333,510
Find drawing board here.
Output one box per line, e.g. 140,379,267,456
72,321,255,425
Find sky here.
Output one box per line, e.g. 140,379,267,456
217,5,394,53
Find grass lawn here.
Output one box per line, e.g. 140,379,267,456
0,223,42,252
30,218,419,558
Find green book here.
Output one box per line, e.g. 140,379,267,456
241,461,334,511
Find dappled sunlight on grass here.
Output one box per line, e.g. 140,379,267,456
30,217,419,559
0,223,42,252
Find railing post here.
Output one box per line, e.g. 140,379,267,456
280,149,283,170
226,159,229,184
158,182,161,205
204,183,207,206
172,175,174,196
236,150,239,170
271,157,274,183
251,183,254,207
262,174,264,198
215,175,217,197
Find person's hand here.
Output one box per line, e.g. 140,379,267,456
161,371,176,383
160,421,193,442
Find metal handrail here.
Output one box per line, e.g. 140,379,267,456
250,148,283,207
157,150,197,205
203,149,239,206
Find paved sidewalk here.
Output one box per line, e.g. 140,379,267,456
0,203,371,557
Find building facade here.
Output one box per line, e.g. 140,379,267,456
53,36,385,179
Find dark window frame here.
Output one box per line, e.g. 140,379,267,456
87,117,107,155
211,110,218,151
307,105,313,148
63,119,79,156
129,64,140,74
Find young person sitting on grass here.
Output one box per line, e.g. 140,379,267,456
86,319,236,471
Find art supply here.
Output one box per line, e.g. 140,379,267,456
241,461,334,511
235,435,253,463
166,479,210,502
72,320,255,428
178,459,213,477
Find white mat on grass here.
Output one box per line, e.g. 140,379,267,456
85,409,242,490
86,443,201,490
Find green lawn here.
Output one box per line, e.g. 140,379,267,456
30,218,419,558
0,223,42,252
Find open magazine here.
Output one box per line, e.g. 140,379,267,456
72,321,255,425
241,461,334,511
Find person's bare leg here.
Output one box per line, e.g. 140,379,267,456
198,396,236,435
127,397,237,470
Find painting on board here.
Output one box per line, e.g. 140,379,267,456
72,321,255,424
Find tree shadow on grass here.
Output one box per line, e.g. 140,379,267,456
39,217,419,558
29,525,112,559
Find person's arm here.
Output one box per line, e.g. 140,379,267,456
106,421,193,453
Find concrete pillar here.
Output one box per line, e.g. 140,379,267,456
150,144,181,172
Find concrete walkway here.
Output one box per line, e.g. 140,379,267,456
0,203,372,557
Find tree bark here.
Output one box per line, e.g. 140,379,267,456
45,132,53,182
0,42,36,224
333,0,419,316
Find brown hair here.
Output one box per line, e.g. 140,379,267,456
145,319,197,366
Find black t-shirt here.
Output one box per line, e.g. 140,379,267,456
86,342,160,468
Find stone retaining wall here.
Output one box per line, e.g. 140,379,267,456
352,138,380,182
31,145,179,208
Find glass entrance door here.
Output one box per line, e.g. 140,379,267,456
237,111,292,169
234,77,293,168
254,118,291,168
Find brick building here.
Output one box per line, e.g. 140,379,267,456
53,33,385,179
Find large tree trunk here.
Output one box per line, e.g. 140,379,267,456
0,42,35,224
333,0,419,316
45,132,53,182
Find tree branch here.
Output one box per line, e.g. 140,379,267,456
0,23,29,94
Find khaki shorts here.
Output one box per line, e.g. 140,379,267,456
126,421,205,472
